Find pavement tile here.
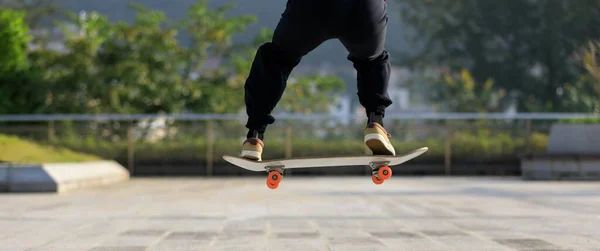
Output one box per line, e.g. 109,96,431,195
0,177,598,251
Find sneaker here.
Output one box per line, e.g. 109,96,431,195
241,138,264,161
364,122,396,156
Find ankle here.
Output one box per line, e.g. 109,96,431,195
246,129,265,140
368,112,384,127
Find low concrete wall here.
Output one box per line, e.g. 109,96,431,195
0,166,7,191
0,161,130,193
547,124,600,155
520,124,600,180
521,155,600,180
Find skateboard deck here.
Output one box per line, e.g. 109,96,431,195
222,147,428,189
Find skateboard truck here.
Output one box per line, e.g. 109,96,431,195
263,161,393,189
265,165,284,189
369,161,392,185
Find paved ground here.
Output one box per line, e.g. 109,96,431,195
1,176,599,251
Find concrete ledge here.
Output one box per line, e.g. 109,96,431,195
547,124,600,155
0,161,130,193
520,124,600,180
521,157,600,180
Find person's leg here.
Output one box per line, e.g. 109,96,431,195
242,0,329,160
339,0,395,155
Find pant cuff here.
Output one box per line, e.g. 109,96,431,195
366,108,386,118
245,115,275,133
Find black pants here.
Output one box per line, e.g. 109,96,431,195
244,0,392,133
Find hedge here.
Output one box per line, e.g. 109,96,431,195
45,131,548,164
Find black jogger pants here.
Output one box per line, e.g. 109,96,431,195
244,0,392,133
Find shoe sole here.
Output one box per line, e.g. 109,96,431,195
364,133,396,156
241,150,262,161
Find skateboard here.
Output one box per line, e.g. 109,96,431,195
222,147,428,189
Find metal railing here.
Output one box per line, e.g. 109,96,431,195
0,112,598,121
1,113,598,176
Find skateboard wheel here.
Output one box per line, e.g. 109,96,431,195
372,175,384,185
266,179,279,189
378,166,392,180
266,170,282,189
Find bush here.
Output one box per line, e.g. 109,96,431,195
46,130,549,165
559,118,600,124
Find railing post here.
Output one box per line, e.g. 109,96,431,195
444,121,453,176
285,123,293,158
525,119,532,155
48,120,56,143
206,120,214,176
285,122,293,176
127,124,135,175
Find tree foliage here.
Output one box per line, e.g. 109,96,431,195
430,69,504,113
0,0,346,116
572,40,600,113
0,0,63,48
407,67,505,113
395,0,600,112
0,7,46,114
0,7,30,73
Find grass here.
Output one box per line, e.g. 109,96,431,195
0,133,102,164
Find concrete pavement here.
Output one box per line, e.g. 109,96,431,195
1,177,599,250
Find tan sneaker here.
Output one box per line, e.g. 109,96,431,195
364,122,396,155
241,138,264,161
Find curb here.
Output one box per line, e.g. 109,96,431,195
0,161,130,193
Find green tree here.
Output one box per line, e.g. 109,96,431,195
395,0,600,112
571,40,600,113
557,75,598,113
0,0,63,48
36,11,114,113
178,0,257,113
179,0,257,80
410,68,505,113
1,0,345,116
0,7,46,114
98,4,185,114
0,7,30,73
